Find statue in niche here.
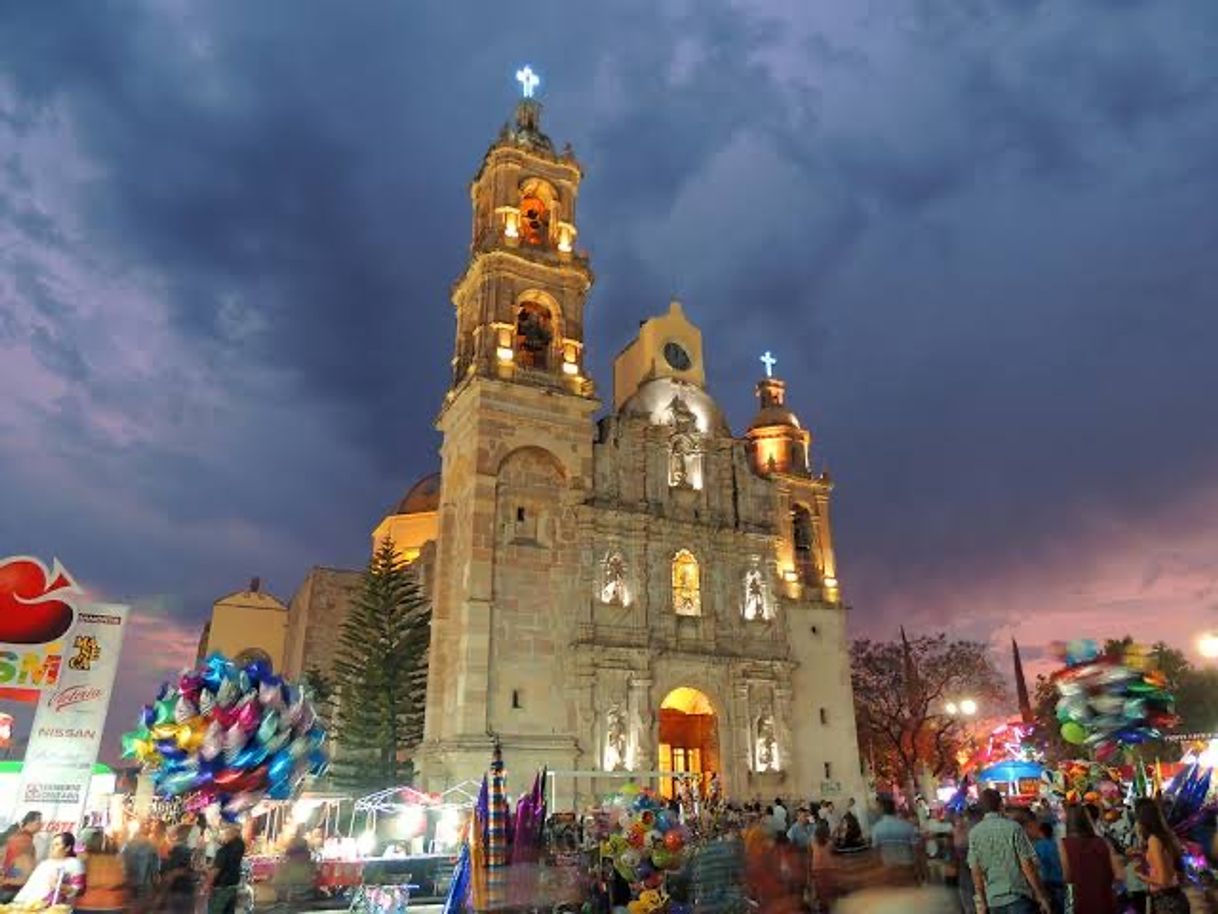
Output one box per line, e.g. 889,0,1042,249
743,568,766,621
669,435,693,487
604,704,628,771
668,395,698,433
601,552,628,605
756,714,779,772
667,396,701,488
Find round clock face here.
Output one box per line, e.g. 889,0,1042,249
664,341,692,371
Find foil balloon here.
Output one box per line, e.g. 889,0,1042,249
198,690,216,716
258,679,285,710
235,696,261,734
200,721,223,761
215,677,239,709
121,652,329,821
1051,639,1178,755
257,709,280,745
262,727,291,754
222,722,249,763
174,696,198,724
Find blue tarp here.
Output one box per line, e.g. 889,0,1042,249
978,761,1044,783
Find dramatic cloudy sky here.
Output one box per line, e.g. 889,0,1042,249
2,1,1216,756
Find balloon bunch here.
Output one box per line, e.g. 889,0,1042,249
1164,763,1213,834
1050,639,1179,762
121,653,329,820
597,784,689,909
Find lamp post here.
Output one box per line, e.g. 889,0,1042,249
945,698,978,717
1198,631,1218,661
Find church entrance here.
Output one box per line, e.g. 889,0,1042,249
657,687,719,800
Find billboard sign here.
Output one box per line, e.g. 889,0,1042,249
0,557,129,831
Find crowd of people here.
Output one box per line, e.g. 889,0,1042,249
949,789,1195,914
0,811,249,914
666,789,1206,914
1,787,1208,914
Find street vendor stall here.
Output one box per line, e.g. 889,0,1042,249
976,760,1044,805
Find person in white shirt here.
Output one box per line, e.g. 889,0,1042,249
820,801,841,833
15,832,84,907
772,797,789,832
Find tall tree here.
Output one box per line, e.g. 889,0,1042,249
852,633,1007,791
330,538,430,791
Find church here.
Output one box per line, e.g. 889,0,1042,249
201,77,866,809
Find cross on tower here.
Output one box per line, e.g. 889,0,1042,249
760,351,777,378
515,66,540,99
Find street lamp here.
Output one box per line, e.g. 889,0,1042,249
946,699,978,717
1198,632,1218,660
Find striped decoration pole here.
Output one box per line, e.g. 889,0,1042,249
470,774,488,911
486,740,508,910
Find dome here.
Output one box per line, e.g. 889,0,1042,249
748,405,801,431
394,472,441,515
747,378,802,431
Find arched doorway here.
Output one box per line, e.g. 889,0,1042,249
658,687,719,799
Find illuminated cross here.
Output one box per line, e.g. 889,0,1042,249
760,351,777,378
515,66,540,99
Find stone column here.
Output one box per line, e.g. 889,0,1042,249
628,675,654,771
731,681,752,796
774,685,794,775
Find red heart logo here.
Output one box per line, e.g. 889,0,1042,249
0,556,79,645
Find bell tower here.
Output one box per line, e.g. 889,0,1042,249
447,69,594,399
420,70,599,790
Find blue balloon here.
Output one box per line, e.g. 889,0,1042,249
231,743,269,769
268,779,293,801
202,654,230,692
244,659,270,686
140,705,156,728
268,749,295,785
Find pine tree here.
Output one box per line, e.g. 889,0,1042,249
330,538,430,791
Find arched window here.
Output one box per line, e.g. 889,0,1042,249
672,550,701,617
791,504,817,583
518,194,550,245
518,178,557,247
514,301,552,369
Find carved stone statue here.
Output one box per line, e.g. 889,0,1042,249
601,552,628,605
743,568,766,620
605,704,628,771
756,714,779,772
666,396,701,488
669,435,691,487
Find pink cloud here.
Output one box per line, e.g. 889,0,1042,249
852,482,1218,692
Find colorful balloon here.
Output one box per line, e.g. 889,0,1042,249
123,652,328,820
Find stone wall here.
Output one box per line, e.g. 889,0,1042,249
282,567,362,681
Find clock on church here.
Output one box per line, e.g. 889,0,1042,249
663,341,692,371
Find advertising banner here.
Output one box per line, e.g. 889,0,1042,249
0,557,129,831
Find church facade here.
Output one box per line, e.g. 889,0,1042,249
203,91,866,809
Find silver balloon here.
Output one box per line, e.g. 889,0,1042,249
174,696,198,724
222,721,249,763
200,721,224,761
215,678,239,708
